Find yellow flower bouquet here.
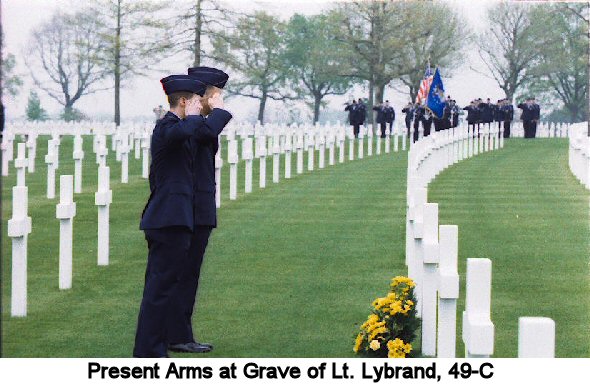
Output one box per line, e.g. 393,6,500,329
353,276,420,358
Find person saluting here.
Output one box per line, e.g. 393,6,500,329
133,73,232,358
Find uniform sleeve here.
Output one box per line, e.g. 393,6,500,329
159,116,206,148
192,108,233,143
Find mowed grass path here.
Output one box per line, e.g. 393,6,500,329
1,135,407,357
428,138,590,357
1,135,588,357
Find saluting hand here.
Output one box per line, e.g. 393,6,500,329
208,92,224,110
185,97,203,116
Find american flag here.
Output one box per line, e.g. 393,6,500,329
415,65,434,104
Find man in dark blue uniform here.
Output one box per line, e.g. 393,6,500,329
463,100,479,135
372,102,386,138
345,99,356,124
518,98,536,138
501,99,514,138
383,100,395,136
356,98,367,135
160,66,233,354
494,99,504,133
345,99,360,138
413,103,424,142
401,102,413,137
133,74,232,358
479,98,494,131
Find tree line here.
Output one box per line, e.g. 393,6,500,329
3,1,588,125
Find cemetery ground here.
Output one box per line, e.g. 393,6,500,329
1,135,588,357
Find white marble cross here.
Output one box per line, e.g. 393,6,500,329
437,225,460,358
8,185,32,317
56,175,77,289
95,166,113,266
462,258,494,358
518,317,555,358
73,135,85,193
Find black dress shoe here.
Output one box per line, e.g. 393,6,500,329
168,342,213,353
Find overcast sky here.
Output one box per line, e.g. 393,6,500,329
3,0,506,123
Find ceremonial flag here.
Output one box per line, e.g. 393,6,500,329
415,65,433,104
426,67,445,119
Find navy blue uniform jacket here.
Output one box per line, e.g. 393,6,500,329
140,109,232,231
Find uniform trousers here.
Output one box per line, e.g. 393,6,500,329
523,120,536,138
167,226,212,344
353,124,360,138
503,121,511,138
133,225,212,357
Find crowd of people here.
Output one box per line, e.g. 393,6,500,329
344,95,542,142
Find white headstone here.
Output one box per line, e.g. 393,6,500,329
327,131,335,166
141,134,150,179
26,134,38,173
284,133,292,179
402,126,407,151
338,129,345,164
272,134,280,183
56,175,77,289
437,225,459,358
258,135,267,188
307,133,314,171
518,317,555,358
367,127,373,156
95,166,112,266
462,258,494,358
318,132,325,169
242,137,253,193
296,132,304,174
8,186,32,317
45,139,57,199
73,135,85,193
14,143,28,187
358,132,364,159
421,202,439,357
120,133,129,183
228,139,238,200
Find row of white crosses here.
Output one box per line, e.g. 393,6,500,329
5,119,400,317
405,124,556,358
216,120,407,207
567,122,590,190
5,123,120,317
407,123,504,186
536,121,571,138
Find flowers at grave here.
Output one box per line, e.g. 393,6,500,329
353,276,420,358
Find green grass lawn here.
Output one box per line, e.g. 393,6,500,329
428,138,590,358
1,135,588,357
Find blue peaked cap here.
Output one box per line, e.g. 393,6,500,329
160,75,207,96
187,66,229,89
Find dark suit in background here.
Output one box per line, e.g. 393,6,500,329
502,103,514,138
518,101,536,138
402,105,413,135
